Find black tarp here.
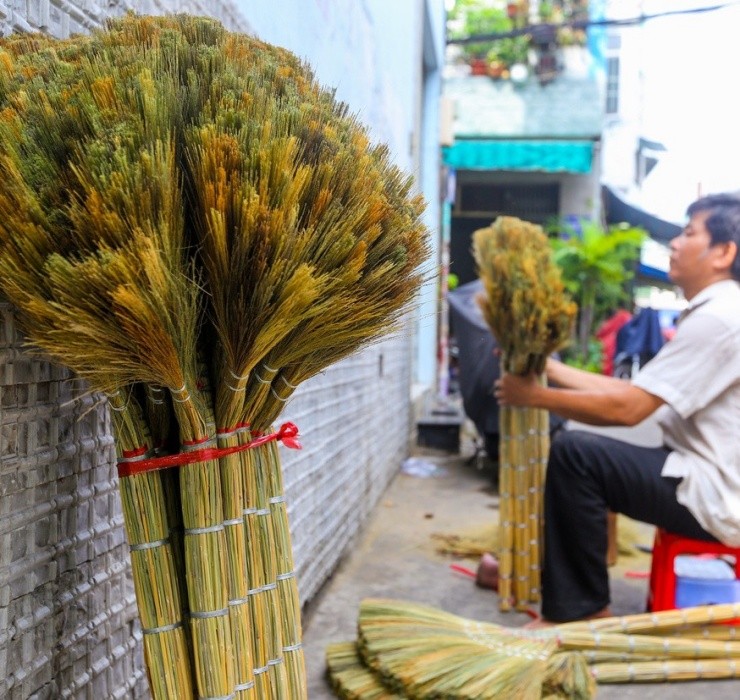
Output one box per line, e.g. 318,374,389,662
602,184,681,244
448,279,500,445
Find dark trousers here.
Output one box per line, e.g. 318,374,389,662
541,429,716,622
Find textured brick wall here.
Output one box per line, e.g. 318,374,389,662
280,335,414,604
0,303,148,699
0,0,249,38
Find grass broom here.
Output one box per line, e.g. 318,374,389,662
0,36,199,698
178,26,430,697
473,217,576,611
355,597,593,700
344,597,740,699
1,14,431,700
326,641,407,700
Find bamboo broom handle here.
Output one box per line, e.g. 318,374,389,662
514,406,531,610
240,434,289,699
171,389,235,699
554,629,740,658
526,402,547,604
217,430,256,699
591,658,740,683
539,401,549,590
264,439,308,699
498,404,514,612
110,392,196,700
666,625,740,641
556,603,740,634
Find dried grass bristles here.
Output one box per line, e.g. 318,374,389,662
0,13,430,700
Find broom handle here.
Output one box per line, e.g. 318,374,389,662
591,658,740,683
110,393,196,700
265,440,308,699
526,399,548,604
514,406,531,611
217,430,256,699
498,404,514,612
557,603,740,633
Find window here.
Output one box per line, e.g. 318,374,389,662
458,182,560,224
605,56,619,115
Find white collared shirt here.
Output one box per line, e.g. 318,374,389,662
632,279,740,545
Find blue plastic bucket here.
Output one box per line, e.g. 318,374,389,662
674,555,740,608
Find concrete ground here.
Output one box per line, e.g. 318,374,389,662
301,423,740,699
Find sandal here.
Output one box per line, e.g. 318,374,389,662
475,552,499,591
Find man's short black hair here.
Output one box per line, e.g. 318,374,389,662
686,192,740,280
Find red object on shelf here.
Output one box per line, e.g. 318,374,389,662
648,528,740,614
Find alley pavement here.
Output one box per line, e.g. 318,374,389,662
301,423,740,699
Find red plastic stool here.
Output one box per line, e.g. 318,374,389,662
648,528,740,612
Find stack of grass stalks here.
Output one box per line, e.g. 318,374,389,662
472,217,577,611
326,598,740,699
432,514,652,571
0,14,430,700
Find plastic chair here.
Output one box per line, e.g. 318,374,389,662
648,528,740,612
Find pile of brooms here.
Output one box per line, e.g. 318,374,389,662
0,14,430,700
327,598,740,699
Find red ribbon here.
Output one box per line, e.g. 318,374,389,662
117,422,302,478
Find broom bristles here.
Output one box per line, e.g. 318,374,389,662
1,14,432,700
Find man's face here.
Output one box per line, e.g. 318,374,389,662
668,210,719,296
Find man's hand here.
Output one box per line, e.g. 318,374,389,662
494,372,542,407
495,369,665,426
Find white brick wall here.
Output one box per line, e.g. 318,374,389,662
0,0,250,38
281,334,414,603
0,303,148,699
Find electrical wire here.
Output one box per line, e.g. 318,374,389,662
447,1,740,45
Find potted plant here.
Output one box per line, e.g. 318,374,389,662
448,1,515,74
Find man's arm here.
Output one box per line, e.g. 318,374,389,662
495,370,664,427
545,357,631,391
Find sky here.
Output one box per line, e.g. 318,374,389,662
595,2,740,294
612,1,740,220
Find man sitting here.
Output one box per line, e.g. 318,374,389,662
488,193,740,624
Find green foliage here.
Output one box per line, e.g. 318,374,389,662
563,337,603,373
487,34,529,66
448,1,516,60
549,219,646,360
447,0,590,65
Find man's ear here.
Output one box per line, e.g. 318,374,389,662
715,240,738,273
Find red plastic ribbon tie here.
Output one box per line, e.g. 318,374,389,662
117,422,301,478
122,446,149,459
449,563,477,579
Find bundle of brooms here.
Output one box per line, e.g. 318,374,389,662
0,14,429,700
472,217,577,611
326,598,740,699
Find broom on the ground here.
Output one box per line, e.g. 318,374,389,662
473,217,577,611
326,597,740,699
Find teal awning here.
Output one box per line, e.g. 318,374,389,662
442,140,593,173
